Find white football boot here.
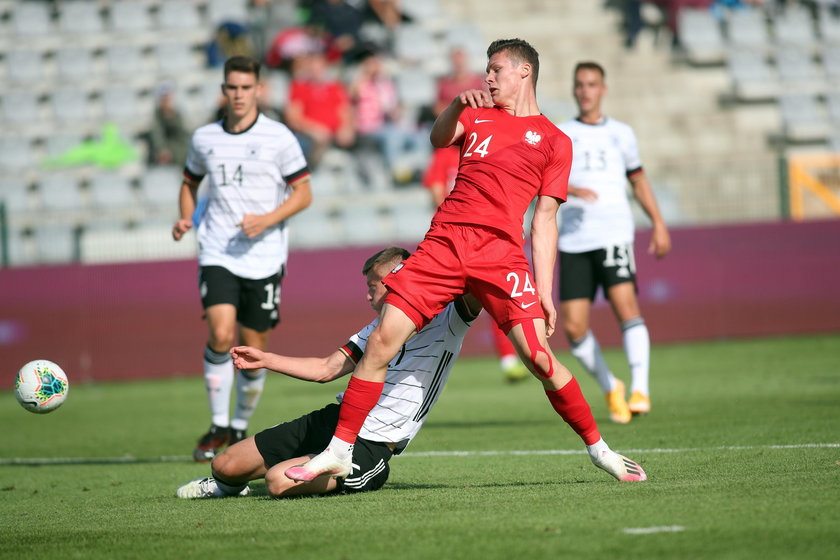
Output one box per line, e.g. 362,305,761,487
176,477,250,498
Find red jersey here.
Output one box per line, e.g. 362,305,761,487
289,79,349,133
433,106,571,242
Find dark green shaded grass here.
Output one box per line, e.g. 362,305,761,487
1,334,838,559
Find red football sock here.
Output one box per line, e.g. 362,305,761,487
333,376,385,444
545,378,601,445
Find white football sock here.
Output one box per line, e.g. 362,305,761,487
231,368,266,431
213,476,248,496
327,435,354,459
570,330,617,393
586,437,610,462
204,345,234,428
622,318,650,395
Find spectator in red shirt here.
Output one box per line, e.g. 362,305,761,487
283,51,355,167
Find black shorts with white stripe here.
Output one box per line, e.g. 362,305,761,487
254,403,393,493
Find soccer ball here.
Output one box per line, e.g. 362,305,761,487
15,359,69,414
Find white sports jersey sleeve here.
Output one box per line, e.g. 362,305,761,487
556,117,641,253
185,114,309,279
339,302,475,454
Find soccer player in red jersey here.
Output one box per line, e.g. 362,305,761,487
286,39,648,484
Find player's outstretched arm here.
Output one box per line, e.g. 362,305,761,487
238,176,313,239
531,195,562,337
430,89,491,148
629,171,671,258
230,346,354,383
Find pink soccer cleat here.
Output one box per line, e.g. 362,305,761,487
284,447,352,481
591,449,647,482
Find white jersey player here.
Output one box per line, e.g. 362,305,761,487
173,56,312,462
176,247,481,499
555,61,671,424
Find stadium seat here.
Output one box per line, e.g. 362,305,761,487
105,45,153,87
158,0,206,43
108,1,153,36
821,44,840,87
43,133,85,159
37,175,86,212
726,8,771,53
818,7,840,45
55,46,99,88
0,178,34,213
338,204,392,245
11,2,53,38
4,49,45,86
727,48,780,101
0,89,46,135
779,93,831,142
0,137,35,173
140,166,181,206
775,47,826,95
289,207,340,249
155,43,200,84
396,70,437,110
58,0,104,36
33,224,78,264
206,0,250,26
825,91,840,123
102,85,151,132
88,173,137,209
390,200,434,243
773,5,818,52
678,8,726,65
50,88,95,132
5,226,36,266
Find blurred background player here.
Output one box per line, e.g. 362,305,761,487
172,56,313,462
176,247,482,498
146,81,190,167
287,39,647,484
555,61,671,424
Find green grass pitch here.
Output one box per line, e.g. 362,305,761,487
1,334,838,559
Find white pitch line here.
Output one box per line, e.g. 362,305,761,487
0,443,836,466
400,442,840,458
623,525,686,535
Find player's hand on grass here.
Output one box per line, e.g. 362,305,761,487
231,346,266,370
238,214,270,238
172,219,192,241
649,223,671,259
458,89,493,109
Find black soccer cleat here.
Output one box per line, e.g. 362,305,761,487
229,428,247,447
193,424,231,462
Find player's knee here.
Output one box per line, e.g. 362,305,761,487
211,449,235,479
264,470,294,498
563,320,587,342
208,327,235,351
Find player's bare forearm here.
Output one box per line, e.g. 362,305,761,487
239,178,312,238
531,195,560,298
173,180,199,241
230,346,353,383
630,172,671,257
430,89,490,147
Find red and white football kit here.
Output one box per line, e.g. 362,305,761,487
383,105,572,333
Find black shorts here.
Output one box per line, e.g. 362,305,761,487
559,244,637,301
199,265,283,331
253,403,393,494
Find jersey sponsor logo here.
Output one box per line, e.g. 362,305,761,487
524,131,542,145
247,143,261,158
474,118,493,124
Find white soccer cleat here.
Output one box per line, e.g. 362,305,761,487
591,450,647,482
176,477,250,499
284,448,352,481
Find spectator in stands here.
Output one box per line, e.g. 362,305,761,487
434,46,486,117
147,81,190,166
283,51,355,168
350,48,426,183
307,0,373,64
264,24,326,73
206,21,256,67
